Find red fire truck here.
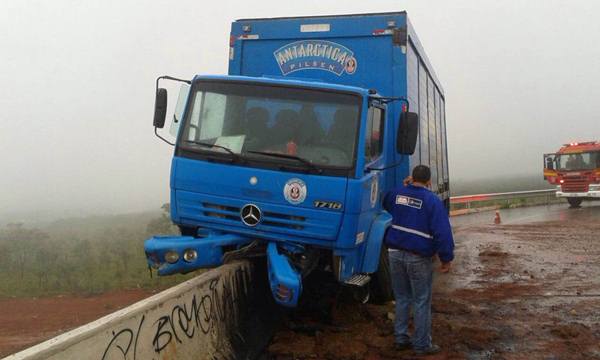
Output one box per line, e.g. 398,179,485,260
544,141,600,207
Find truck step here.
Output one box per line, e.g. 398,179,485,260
344,274,371,287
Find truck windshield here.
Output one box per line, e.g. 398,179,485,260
178,81,361,173
556,152,600,171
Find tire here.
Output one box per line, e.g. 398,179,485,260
567,197,582,208
370,245,394,304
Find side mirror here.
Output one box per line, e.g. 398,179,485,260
153,88,168,128
397,112,419,154
545,157,554,170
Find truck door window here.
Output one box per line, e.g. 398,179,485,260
365,107,384,163
169,83,191,137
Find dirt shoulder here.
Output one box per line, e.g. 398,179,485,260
0,289,156,357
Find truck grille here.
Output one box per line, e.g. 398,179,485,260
176,191,341,241
202,202,306,230
561,177,588,193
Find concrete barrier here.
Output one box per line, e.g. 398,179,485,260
3,260,279,360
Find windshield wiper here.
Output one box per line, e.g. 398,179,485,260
183,140,243,161
246,150,323,174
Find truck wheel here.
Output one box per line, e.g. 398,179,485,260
567,198,582,208
370,245,394,304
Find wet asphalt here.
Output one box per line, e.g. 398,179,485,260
451,200,600,228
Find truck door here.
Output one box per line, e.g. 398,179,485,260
544,153,557,171
354,104,389,275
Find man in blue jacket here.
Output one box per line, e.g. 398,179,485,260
383,165,454,356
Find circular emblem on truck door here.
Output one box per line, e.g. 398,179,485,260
284,178,307,205
240,204,262,227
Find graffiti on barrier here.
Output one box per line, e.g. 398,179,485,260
101,267,249,360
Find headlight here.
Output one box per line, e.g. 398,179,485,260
164,251,179,264
183,249,198,262
589,184,600,191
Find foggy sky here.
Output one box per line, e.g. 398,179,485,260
1,0,600,219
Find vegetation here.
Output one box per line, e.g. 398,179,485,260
0,204,196,298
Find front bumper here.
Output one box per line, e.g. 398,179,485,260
144,232,304,307
556,190,600,198
144,231,252,275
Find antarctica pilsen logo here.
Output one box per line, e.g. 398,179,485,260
274,40,358,76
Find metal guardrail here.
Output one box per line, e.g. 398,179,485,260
449,189,557,213
450,189,556,205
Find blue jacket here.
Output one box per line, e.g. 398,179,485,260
383,184,454,263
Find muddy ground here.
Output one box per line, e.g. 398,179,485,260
267,205,600,359
0,289,155,357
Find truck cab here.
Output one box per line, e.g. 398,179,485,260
145,12,449,307
544,141,600,207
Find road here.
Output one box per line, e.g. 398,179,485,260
451,201,600,227
267,202,600,359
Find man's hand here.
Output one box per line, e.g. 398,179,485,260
439,262,452,273
403,176,413,186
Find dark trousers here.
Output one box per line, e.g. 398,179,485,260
388,248,433,350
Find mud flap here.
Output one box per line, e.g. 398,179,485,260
266,242,302,307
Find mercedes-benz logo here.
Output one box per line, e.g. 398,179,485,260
240,204,261,227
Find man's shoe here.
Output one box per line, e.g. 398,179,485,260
414,344,441,356
394,342,412,351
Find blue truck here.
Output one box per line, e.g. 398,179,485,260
145,11,450,307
